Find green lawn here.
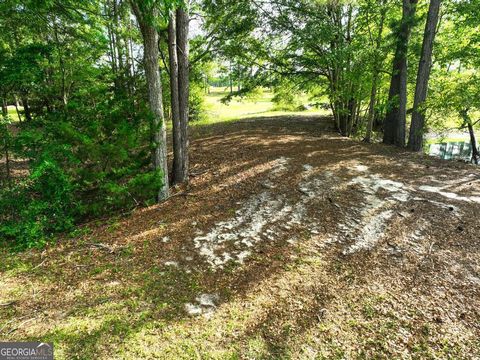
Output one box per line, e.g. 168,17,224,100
6,106,21,122
196,88,330,126
428,109,480,135
426,137,471,145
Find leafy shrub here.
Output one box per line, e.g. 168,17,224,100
100,171,163,211
1,95,162,248
189,83,208,122
272,84,303,111
244,87,265,103
0,159,77,248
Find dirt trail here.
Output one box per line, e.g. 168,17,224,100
1,116,479,359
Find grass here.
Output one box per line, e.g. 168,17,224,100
426,137,469,144
195,88,330,127
428,109,480,137
6,106,21,123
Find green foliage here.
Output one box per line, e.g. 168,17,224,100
0,92,163,247
426,0,480,133
0,159,77,248
243,87,265,103
189,83,207,122
1,43,50,95
272,83,303,111
0,0,172,248
101,171,163,210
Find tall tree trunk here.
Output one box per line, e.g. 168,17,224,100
334,100,348,136
365,2,386,143
383,0,417,147
467,121,480,165
365,82,379,142
176,6,190,183
128,31,137,95
461,110,479,165
131,2,169,201
408,0,441,152
123,23,135,99
3,138,11,185
229,62,233,94
22,97,32,121
168,11,183,184
106,0,119,90
467,121,479,165
237,64,241,92
53,19,68,107
327,3,349,137
113,0,130,96
347,98,356,136
1,97,7,117
329,101,340,132
14,96,22,122
113,0,125,73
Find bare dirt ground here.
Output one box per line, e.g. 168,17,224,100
1,115,479,359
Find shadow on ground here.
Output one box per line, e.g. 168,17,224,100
1,115,479,359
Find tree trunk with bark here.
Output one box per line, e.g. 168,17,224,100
408,0,441,152
14,96,22,122
365,2,386,143
130,1,169,201
461,110,479,165
176,6,190,183
468,121,479,165
53,19,68,107
1,98,7,117
168,11,183,184
22,97,32,121
467,121,480,165
383,0,417,147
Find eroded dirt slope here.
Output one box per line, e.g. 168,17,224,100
1,116,479,359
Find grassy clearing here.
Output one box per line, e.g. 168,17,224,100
428,110,480,135
426,137,471,145
6,106,21,123
196,88,330,127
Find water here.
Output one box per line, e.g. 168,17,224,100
427,141,475,162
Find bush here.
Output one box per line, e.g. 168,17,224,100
272,84,303,111
100,170,163,211
189,83,207,122
0,159,78,248
0,96,162,248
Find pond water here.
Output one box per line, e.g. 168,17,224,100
427,141,475,162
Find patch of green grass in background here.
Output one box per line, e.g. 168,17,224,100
6,106,21,122
426,137,471,145
195,88,330,127
428,110,480,138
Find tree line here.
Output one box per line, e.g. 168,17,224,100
202,0,479,156
0,0,196,246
